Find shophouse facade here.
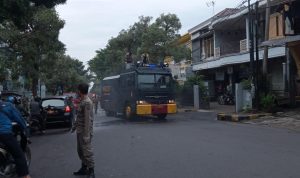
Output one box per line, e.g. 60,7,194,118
188,0,295,102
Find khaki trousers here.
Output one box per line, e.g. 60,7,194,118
77,133,94,168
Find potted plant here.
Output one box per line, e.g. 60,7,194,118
241,79,252,90
260,93,276,113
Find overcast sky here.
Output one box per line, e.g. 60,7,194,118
56,0,241,65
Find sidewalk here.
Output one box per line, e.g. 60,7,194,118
178,102,300,131
217,112,271,122
243,109,300,132
217,105,300,131
178,102,234,113
177,102,270,122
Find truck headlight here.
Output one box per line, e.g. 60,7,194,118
168,100,175,104
136,100,148,105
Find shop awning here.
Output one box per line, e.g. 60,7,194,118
192,47,285,71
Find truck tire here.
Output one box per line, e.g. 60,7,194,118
156,114,167,120
123,104,135,120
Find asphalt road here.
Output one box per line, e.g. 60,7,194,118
29,110,300,178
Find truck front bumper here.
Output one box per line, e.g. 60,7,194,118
136,104,177,115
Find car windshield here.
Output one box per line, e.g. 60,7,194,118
42,99,65,107
138,74,171,89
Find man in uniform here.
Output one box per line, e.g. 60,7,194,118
72,83,95,178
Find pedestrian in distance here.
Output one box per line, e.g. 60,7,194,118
92,94,98,115
29,97,45,134
71,83,95,178
0,98,31,178
66,96,75,127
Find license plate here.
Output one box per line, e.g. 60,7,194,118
155,105,164,109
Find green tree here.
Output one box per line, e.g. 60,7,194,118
44,54,91,94
89,14,189,80
0,0,92,97
0,0,66,28
88,47,124,80
0,7,65,95
169,45,191,62
140,13,182,62
140,23,167,62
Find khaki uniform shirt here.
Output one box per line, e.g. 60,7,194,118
74,96,94,137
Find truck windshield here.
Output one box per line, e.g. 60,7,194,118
138,74,171,89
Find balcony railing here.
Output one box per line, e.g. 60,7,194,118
240,39,248,52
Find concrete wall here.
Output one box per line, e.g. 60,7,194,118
186,66,194,78
215,30,246,56
192,39,201,63
269,59,284,92
235,83,252,112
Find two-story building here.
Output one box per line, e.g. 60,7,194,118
189,0,290,101
261,0,300,104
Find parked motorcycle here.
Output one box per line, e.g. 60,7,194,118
217,93,235,105
0,122,31,178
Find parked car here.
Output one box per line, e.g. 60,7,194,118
41,96,74,128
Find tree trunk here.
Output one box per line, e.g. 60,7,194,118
31,77,38,97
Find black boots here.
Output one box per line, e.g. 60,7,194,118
73,165,95,178
73,164,88,176
87,168,95,178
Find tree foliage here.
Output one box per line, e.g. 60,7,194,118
0,0,66,28
0,0,90,96
89,13,190,80
1,6,66,95
44,54,91,94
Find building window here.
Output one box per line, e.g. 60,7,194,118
202,36,214,59
269,12,284,39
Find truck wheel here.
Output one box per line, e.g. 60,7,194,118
124,104,135,120
156,114,167,120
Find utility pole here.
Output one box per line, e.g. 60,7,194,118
255,1,260,109
38,46,42,98
248,0,254,79
248,0,256,108
262,0,270,93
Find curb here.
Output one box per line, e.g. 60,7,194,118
178,109,197,113
217,113,271,122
